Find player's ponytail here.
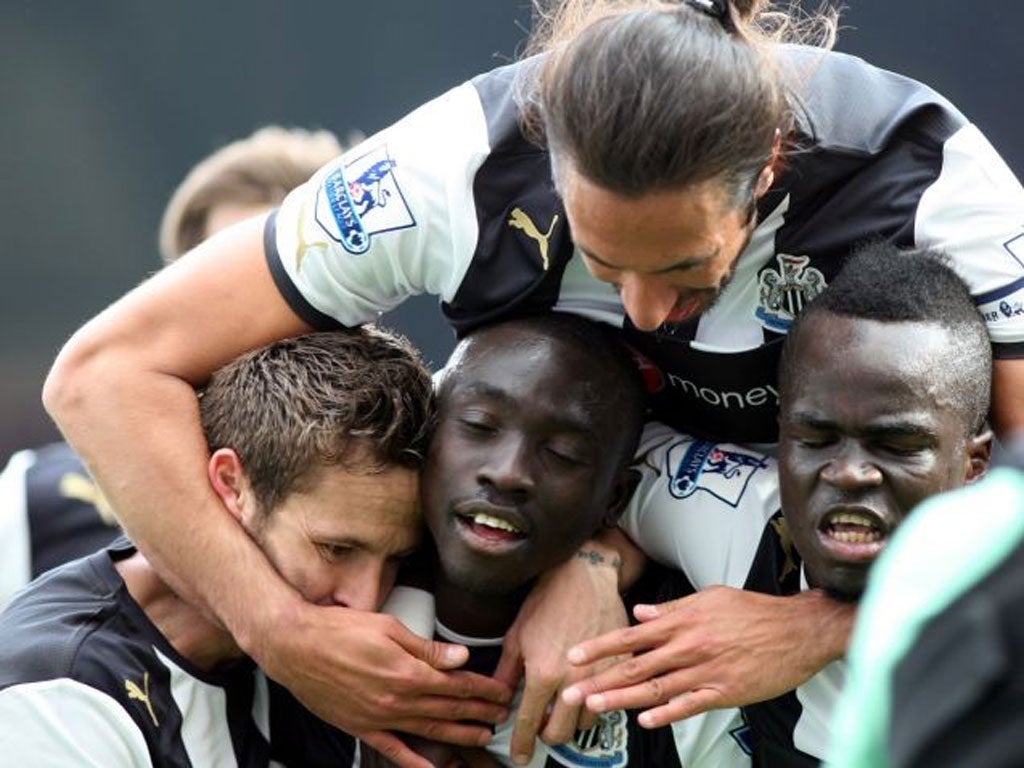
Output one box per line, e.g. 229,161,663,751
519,0,837,207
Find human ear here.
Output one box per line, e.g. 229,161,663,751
754,129,782,199
964,429,994,483
602,468,642,528
207,448,252,524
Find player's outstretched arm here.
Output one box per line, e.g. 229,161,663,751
43,216,510,767
561,586,854,728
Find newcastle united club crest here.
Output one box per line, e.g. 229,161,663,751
755,254,827,332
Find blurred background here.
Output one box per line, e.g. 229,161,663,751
2,1,1022,464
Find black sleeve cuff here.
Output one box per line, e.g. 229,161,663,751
264,210,348,331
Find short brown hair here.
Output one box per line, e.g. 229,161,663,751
199,328,434,512
158,126,349,264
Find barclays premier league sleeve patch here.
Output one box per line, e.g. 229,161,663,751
666,439,769,508
315,144,415,255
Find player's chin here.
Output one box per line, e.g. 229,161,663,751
819,566,869,603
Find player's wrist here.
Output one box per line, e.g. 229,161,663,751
231,588,307,670
799,589,856,663
590,528,646,591
573,539,623,580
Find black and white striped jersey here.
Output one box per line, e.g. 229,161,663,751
382,582,637,768
0,441,121,609
266,46,1024,445
620,423,844,767
0,538,355,768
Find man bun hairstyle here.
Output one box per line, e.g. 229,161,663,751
520,0,838,206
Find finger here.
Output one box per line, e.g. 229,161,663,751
387,661,513,706
566,623,662,669
633,595,695,622
582,667,708,715
563,647,677,706
398,716,496,748
398,690,509,725
538,696,581,746
636,688,722,729
391,621,471,671
508,679,552,766
361,730,434,768
492,640,524,690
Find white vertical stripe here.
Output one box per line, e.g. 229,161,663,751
155,646,240,767
251,670,270,742
0,449,35,609
695,195,790,350
793,660,847,759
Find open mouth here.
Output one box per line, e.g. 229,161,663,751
452,503,529,552
664,295,707,324
817,508,889,561
821,510,885,544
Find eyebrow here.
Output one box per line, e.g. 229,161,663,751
576,242,720,274
458,381,598,437
788,412,937,440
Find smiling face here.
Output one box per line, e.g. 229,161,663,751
778,313,990,600
560,168,764,332
421,324,637,597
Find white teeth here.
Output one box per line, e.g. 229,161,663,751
471,513,523,534
830,530,882,543
826,511,883,544
830,512,878,528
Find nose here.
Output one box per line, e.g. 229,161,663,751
618,273,680,331
477,435,534,497
333,558,394,612
820,444,884,490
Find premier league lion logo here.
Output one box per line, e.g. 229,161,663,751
667,439,769,507
315,145,415,255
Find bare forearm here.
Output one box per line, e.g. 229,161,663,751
43,220,309,657
45,341,297,652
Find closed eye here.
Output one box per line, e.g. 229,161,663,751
459,417,497,434
317,542,354,561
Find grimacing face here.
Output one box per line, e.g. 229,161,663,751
421,326,634,597
560,167,767,332
777,314,990,600
250,463,421,612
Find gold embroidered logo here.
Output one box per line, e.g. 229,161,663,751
295,194,333,272
59,472,118,527
770,516,798,584
125,672,159,727
508,207,558,271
